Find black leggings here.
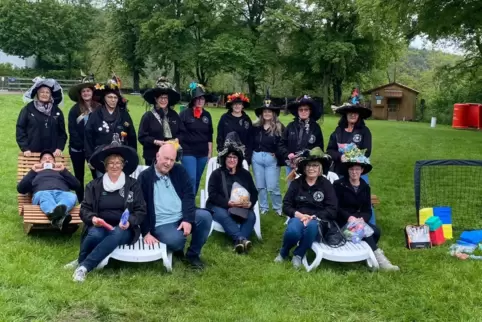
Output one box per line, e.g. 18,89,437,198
144,158,154,166
363,223,381,251
70,149,97,202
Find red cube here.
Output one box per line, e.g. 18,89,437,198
430,227,445,246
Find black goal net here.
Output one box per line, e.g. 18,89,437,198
414,160,482,231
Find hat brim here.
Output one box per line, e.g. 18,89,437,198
188,94,213,108
254,106,281,117
343,161,372,175
89,145,139,176
226,100,250,109
287,99,322,121
31,86,63,105
296,156,332,176
68,83,95,102
143,87,181,106
336,105,372,119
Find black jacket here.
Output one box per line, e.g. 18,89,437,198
206,167,258,210
84,106,137,160
327,126,372,174
138,108,183,161
80,176,146,245
252,125,285,166
217,112,253,163
17,168,80,195
278,119,324,161
179,108,213,157
16,102,67,153
282,176,337,220
137,164,196,236
333,177,372,225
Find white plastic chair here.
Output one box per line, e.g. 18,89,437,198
200,157,262,240
97,165,173,272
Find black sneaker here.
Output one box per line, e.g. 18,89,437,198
56,214,72,232
52,205,67,220
242,239,252,253
234,239,245,254
186,255,205,270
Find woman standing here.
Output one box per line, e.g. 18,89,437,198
67,81,101,201
84,81,137,168
251,91,284,216
138,77,183,165
278,95,324,179
216,93,252,164
327,95,372,176
179,83,213,195
16,78,67,157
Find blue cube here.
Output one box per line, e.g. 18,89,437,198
433,207,452,225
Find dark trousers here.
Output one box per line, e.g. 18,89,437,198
70,149,96,202
144,158,154,167
363,223,381,251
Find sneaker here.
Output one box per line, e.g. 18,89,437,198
233,239,245,254
73,266,88,282
374,249,400,271
276,210,283,217
291,255,302,269
53,205,67,220
56,214,72,232
186,255,205,270
242,239,252,253
64,259,79,270
274,254,285,263
261,210,268,216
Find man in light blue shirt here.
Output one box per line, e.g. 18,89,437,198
138,144,212,269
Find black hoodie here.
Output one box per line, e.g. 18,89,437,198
333,177,372,225
216,111,253,163
278,118,324,161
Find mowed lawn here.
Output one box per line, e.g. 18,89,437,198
1,93,482,322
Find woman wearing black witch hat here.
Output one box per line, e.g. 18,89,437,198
179,82,213,195
278,95,324,181
67,80,101,201
216,92,253,164
16,78,67,157
326,92,372,176
84,80,137,174
138,77,183,165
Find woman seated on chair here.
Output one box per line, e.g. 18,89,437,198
206,132,258,254
333,149,399,271
67,138,146,282
275,148,337,269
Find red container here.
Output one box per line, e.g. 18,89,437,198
453,103,469,129
467,103,482,129
430,227,445,246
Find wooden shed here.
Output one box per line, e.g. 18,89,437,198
363,82,419,121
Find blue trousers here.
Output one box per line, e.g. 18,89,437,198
210,206,256,242
280,217,319,258
181,156,208,195
32,190,77,215
252,152,282,213
153,209,212,257
78,226,133,271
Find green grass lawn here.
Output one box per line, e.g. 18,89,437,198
2,93,482,321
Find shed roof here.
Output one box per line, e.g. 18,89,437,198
363,82,419,94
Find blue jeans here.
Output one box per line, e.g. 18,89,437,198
210,206,256,242
181,156,208,195
32,190,77,215
252,152,282,213
153,209,212,257
280,217,319,258
78,226,133,271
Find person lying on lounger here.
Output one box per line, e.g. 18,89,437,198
17,150,80,231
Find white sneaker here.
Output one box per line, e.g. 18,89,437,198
73,266,88,282
63,259,79,270
291,255,302,269
276,210,283,217
261,210,268,215
374,249,400,271
274,254,285,263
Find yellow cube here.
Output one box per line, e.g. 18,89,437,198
419,208,434,225
442,224,453,239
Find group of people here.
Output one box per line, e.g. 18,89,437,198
15,76,398,282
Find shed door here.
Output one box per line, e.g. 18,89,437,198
387,98,400,120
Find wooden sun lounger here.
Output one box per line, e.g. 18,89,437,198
17,152,81,234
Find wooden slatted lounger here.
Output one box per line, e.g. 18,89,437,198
17,152,82,234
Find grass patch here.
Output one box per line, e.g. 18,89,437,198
1,94,482,321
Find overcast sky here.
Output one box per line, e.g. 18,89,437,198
409,35,464,55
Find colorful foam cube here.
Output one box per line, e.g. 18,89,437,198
419,208,434,225
429,227,445,245
442,224,453,239
433,207,452,225
425,216,443,231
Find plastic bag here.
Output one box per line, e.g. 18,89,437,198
229,182,250,204
342,218,374,244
